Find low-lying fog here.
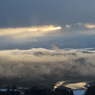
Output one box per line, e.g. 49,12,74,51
0,46,95,88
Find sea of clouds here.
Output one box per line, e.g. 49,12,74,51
0,46,95,87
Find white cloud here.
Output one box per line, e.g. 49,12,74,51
66,25,71,28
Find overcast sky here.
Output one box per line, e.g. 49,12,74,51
1,0,95,87
0,0,95,49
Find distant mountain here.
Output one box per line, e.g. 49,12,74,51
0,36,95,50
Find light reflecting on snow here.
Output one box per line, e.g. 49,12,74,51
73,89,86,95
54,81,87,90
64,82,87,89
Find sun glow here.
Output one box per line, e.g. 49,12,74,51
54,81,87,90
84,24,95,28
64,82,87,89
0,25,61,39
54,81,65,89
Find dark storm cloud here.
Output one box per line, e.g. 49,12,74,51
0,0,95,28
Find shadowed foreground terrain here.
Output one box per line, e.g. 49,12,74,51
0,84,95,95
0,85,74,95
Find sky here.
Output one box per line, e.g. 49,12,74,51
1,0,95,88
0,0,95,49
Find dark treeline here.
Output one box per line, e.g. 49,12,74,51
0,85,95,95
25,87,74,95
0,86,74,95
85,85,95,95
0,90,20,95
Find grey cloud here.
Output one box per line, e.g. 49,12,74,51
0,0,95,48
0,0,95,28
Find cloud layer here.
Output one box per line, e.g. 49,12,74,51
0,47,95,87
0,0,95,28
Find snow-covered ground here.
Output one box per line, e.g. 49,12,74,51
73,89,86,95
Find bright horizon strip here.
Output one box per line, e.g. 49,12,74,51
0,25,61,39
54,81,87,90
54,81,65,89
0,25,61,36
84,24,95,28
64,82,87,89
